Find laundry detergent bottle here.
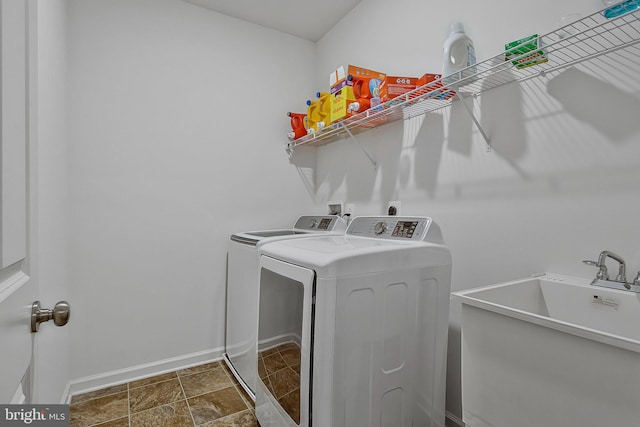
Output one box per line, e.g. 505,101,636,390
306,99,321,134
348,75,373,113
287,112,307,140
316,91,332,130
442,22,476,86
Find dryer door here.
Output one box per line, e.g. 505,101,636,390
256,256,315,427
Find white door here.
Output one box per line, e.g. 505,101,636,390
0,0,37,404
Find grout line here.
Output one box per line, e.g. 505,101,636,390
129,379,190,417
181,383,237,401
127,382,131,427
176,369,197,427
209,408,253,425
222,363,253,412
126,399,191,425
128,372,179,391
78,391,131,427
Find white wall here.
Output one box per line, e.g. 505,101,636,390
34,0,71,403
66,0,317,382
312,0,640,422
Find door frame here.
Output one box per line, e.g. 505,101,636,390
255,255,315,426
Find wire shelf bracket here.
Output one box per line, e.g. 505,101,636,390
454,92,491,152
341,123,377,169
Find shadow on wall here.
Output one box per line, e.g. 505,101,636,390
289,146,317,198
290,132,378,203
315,142,348,200
480,68,529,179
547,67,640,143
414,113,445,197
447,98,473,158
376,121,404,204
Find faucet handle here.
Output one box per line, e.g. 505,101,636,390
634,271,640,286
582,259,609,280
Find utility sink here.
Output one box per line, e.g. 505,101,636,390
452,273,640,427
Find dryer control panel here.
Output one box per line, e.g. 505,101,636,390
347,216,437,241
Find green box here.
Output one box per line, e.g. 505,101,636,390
505,34,548,69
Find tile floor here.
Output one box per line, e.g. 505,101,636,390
69,360,258,427
257,342,301,424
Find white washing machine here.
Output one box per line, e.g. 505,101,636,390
224,215,347,400
255,216,452,427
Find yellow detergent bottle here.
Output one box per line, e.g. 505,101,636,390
306,99,321,134
316,91,332,130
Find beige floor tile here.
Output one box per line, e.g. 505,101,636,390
130,400,193,427
188,386,248,425
257,358,267,380
279,347,300,367
261,347,280,358
269,367,300,400
129,378,185,414
177,361,221,377
180,365,233,398
201,408,258,427
233,383,255,410
69,392,129,427
220,362,239,385
129,371,178,390
278,389,300,425
262,353,286,376
93,416,130,427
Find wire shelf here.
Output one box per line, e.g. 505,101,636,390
287,1,640,152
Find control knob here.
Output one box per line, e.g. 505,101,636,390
374,221,388,235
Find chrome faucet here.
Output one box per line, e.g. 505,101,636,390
583,250,639,292
599,250,627,283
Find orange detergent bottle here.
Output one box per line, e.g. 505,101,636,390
352,75,373,99
287,112,307,140
316,91,332,130
348,75,373,113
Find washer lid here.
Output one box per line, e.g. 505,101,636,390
230,215,347,247
259,216,451,277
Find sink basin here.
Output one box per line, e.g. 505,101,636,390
453,273,640,427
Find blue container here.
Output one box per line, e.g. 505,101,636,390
603,0,640,19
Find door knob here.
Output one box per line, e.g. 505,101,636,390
31,301,70,333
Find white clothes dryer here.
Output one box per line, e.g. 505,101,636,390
224,215,347,400
255,216,452,427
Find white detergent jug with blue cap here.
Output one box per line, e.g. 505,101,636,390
442,22,476,86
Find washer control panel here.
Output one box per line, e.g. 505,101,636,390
347,216,433,241
293,215,346,231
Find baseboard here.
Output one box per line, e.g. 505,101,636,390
59,381,71,405
62,346,224,404
257,333,300,352
446,410,466,427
